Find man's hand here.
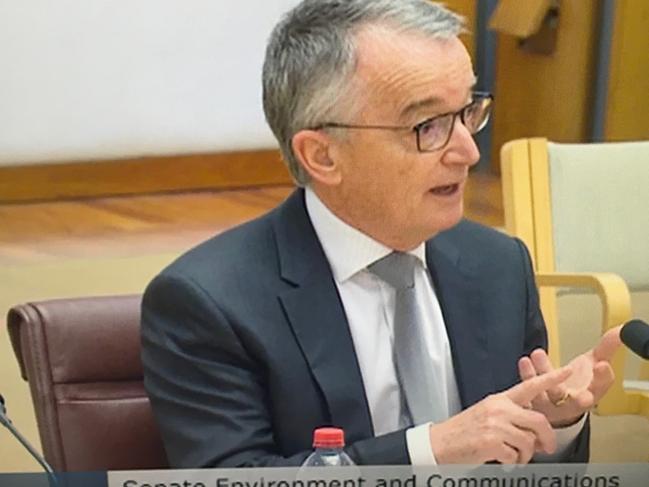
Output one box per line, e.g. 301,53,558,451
518,325,622,427
429,367,571,464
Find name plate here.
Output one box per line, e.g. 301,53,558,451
108,465,649,487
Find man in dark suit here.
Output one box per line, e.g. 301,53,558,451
141,0,621,467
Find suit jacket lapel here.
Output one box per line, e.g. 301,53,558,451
426,232,495,409
273,189,374,441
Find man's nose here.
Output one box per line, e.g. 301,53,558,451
443,116,481,166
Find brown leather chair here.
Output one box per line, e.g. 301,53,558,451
7,295,168,471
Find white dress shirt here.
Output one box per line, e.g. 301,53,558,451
304,187,584,464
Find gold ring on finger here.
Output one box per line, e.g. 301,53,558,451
552,391,571,407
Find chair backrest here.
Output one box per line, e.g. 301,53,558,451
502,137,649,286
7,295,168,472
501,137,649,416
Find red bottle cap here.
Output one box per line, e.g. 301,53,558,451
312,427,345,448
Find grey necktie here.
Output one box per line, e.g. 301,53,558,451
369,251,442,426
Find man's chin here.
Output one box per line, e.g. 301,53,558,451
431,207,464,234
399,212,464,250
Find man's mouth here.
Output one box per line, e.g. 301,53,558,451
429,183,460,196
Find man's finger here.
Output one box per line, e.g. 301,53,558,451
571,389,595,410
510,407,556,454
530,349,567,404
530,349,554,374
518,357,537,381
593,325,623,362
501,425,536,464
506,367,571,405
587,361,615,401
494,444,519,465
518,356,545,409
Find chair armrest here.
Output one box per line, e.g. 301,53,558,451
535,272,632,335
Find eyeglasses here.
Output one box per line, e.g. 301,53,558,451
312,92,493,152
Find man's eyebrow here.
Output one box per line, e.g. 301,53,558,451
399,96,445,120
399,76,479,120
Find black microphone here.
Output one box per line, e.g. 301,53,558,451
620,319,649,360
0,393,59,486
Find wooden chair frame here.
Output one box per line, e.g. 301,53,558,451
501,137,649,416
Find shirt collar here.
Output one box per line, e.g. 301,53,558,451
305,186,426,283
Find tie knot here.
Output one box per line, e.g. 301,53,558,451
368,252,417,290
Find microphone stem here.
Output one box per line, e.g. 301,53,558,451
1,417,59,486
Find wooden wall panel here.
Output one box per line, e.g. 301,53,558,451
444,0,477,60
490,0,600,170
605,0,649,141
0,150,291,203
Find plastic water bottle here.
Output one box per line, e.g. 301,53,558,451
301,427,356,466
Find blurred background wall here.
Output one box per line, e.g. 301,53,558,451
0,0,284,166
1,0,647,201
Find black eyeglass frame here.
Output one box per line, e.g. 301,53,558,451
311,91,494,153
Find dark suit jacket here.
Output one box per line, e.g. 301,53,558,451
141,189,589,467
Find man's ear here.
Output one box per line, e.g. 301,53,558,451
291,130,342,186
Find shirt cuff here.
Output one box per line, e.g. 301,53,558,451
405,423,437,465
533,413,588,462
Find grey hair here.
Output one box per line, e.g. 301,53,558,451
262,0,465,186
